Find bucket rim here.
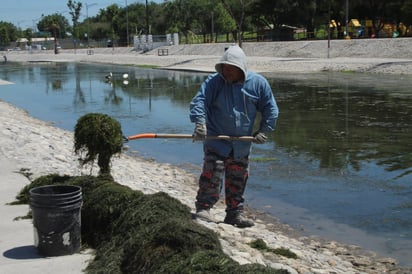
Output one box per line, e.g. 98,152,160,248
29,185,82,196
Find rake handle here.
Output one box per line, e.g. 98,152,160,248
126,133,254,142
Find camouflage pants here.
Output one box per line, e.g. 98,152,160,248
195,149,249,212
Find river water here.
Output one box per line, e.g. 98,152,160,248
1,62,411,266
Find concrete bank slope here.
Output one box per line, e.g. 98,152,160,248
152,38,412,74
156,38,412,59
4,38,412,75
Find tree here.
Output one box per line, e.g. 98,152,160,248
212,3,236,42
78,6,114,42
249,0,302,40
190,0,233,43
400,0,412,30
0,21,19,47
67,0,82,48
0,26,10,48
220,0,257,46
23,28,33,46
105,4,122,46
148,2,167,35
38,14,70,39
165,0,202,43
350,0,406,37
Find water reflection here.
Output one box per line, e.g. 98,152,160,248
1,63,411,266
268,73,412,179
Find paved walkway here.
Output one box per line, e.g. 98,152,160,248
0,157,92,274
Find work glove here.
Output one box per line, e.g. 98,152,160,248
253,131,267,144
193,124,207,141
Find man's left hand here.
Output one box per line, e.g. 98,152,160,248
253,131,267,144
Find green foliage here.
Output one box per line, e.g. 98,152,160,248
16,174,287,273
315,28,328,39
67,0,82,38
250,239,298,259
74,113,123,175
4,0,412,44
0,21,18,47
37,14,70,39
0,26,10,47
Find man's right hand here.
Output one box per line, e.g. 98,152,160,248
193,124,207,140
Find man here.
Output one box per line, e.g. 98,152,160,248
190,45,279,228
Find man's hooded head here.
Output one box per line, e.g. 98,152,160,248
215,45,247,83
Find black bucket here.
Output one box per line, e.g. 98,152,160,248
29,185,82,256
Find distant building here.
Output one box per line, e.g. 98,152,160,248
16,37,54,50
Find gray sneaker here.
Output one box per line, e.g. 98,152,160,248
224,211,254,228
195,209,215,223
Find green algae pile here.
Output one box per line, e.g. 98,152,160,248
74,113,123,175
16,174,288,274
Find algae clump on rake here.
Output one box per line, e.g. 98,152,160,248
74,113,123,175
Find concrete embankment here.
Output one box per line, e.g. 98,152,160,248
153,38,412,58
3,38,412,75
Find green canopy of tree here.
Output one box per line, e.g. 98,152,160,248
37,14,70,39
67,0,82,40
0,21,18,47
2,0,412,47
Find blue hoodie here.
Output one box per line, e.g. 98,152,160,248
190,45,279,159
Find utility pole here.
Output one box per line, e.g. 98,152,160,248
328,1,331,58
86,3,97,48
211,12,214,43
126,0,129,47
146,0,149,34
345,0,349,39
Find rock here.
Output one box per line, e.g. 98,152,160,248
268,263,299,274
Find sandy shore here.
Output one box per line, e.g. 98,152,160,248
1,40,412,273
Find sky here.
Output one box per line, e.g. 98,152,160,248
0,0,161,30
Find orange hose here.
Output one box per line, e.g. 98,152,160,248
126,133,254,141
127,133,157,140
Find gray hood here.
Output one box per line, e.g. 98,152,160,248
215,45,247,82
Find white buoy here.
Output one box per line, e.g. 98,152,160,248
123,73,129,79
